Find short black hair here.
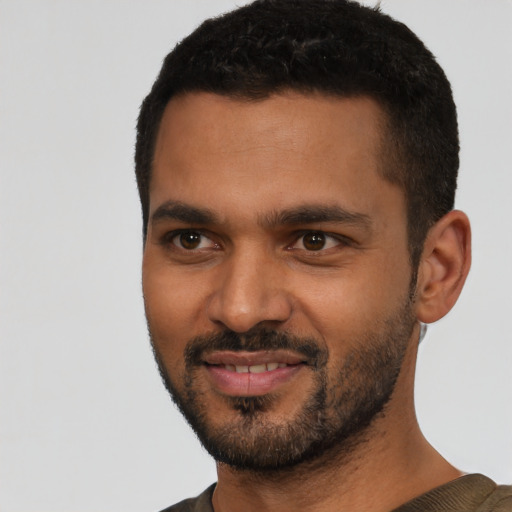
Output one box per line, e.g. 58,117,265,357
135,0,459,268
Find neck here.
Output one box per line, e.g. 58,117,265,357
212,328,462,512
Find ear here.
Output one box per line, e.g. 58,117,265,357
415,210,471,324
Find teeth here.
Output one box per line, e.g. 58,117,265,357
223,363,286,372
249,364,266,373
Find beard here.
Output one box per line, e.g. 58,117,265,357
149,298,416,472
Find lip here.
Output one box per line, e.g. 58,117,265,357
203,350,307,397
203,350,306,367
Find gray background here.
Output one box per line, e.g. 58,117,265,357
1,1,511,510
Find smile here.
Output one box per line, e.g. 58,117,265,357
217,362,289,373
202,351,307,396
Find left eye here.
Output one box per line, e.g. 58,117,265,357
171,231,216,250
291,232,341,251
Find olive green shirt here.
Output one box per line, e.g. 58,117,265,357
161,474,512,511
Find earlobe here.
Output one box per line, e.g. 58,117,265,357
415,210,471,324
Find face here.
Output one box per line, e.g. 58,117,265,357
142,92,417,470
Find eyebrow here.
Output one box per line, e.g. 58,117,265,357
150,200,218,225
151,200,372,231
261,205,372,230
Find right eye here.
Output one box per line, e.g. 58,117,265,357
170,231,218,251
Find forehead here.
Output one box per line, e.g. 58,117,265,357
153,91,386,164
150,91,401,223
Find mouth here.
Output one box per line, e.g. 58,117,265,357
202,350,308,397
212,362,292,373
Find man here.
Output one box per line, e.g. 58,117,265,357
135,1,512,511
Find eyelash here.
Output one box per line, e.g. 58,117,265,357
162,229,350,253
163,230,218,251
289,231,350,252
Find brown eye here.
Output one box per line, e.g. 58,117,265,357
302,232,326,251
179,232,201,249
172,231,216,250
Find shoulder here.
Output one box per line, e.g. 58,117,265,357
394,475,512,512
477,483,512,512
159,484,216,512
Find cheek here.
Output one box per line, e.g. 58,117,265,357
142,262,208,355
292,258,411,347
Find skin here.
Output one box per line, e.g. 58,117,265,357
142,91,471,512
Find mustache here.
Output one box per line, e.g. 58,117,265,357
184,326,327,369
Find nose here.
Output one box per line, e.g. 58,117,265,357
206,249,293,333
